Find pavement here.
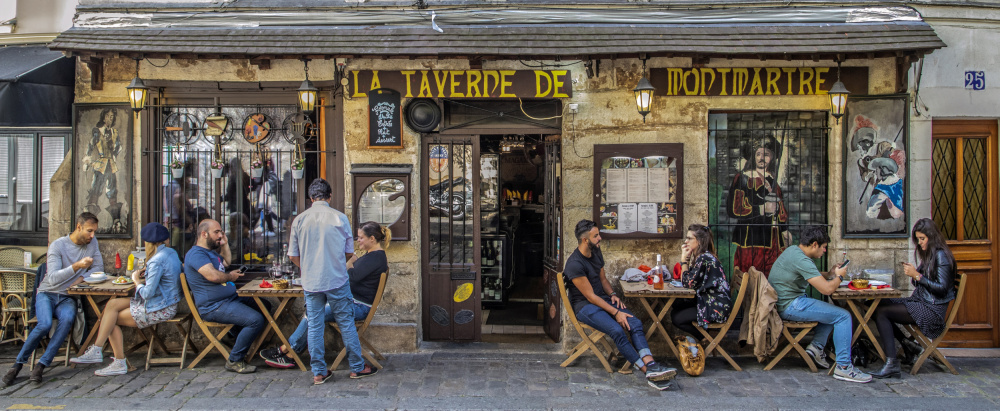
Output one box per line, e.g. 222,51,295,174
0,341,998,410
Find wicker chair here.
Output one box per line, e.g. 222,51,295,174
1,269,37,344
0,247,27,269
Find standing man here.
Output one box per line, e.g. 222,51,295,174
288,179,376,384
3,212,104,386
727,134,791,277
564,220,676,391
183,219,265,374
768,225,870,383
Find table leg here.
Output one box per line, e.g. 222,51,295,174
637,297,680,359
76,295,106,357
249,297,306,371
856,298,886,361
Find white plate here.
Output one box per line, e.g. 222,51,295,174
84,277,107,283
111,277,134,285
840,280,850,287
869,280,888,286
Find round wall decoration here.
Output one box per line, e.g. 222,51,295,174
242,112,272,144
404,98,441,133
430,305,450,326
454,309,475,325
202,113,235,144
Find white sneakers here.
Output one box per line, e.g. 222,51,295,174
70,345,103,364
95,358,128,377
70,346,127,376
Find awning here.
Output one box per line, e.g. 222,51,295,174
0,46,75,127
49,6,945,60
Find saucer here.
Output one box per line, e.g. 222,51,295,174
84,276,107,283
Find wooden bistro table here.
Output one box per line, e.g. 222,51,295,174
826,285,904,374
67,279,137,358
237,279,307,371
618,279,696,363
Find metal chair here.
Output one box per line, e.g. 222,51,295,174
328,272,388,371
0,269,36,344
0,247,27,269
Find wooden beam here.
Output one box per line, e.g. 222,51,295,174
86,57,104,91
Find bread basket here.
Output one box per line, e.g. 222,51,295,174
850,278,870,289
272,279,289,290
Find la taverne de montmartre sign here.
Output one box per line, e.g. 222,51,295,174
650,67,868,97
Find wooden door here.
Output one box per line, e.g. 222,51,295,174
421,136,481,341
542,136,563,342
931,120,999,347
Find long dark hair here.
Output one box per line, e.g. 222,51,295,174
97,108,116,128
687,224,717,260
912,218,954,273
359,221,391,250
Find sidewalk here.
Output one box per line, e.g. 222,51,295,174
0,342,998,410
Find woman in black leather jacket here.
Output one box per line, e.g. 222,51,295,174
871,218,956,378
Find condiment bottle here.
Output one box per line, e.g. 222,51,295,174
653,254,664,290
115,252,122,270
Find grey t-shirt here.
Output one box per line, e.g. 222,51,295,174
767,245,822,312
287,201,355,293
39,235,103,295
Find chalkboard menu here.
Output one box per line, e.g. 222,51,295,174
368,88,403,149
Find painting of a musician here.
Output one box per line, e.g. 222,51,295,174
74,104,132,237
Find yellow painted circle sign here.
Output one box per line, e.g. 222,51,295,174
454,282,474,302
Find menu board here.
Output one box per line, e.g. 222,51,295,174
593,143,683,238
368,88,403,148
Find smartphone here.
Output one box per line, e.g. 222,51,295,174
840,259,851,268
237,265,249,274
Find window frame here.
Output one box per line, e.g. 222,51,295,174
0,128,71,245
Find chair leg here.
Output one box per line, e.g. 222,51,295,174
187,325,233,369
765,327,816,372
145,326,156,371
560,340,593,367
359,335,386,361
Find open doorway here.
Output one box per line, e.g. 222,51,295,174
478,134,559,343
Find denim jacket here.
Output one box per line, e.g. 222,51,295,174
138,245,182,313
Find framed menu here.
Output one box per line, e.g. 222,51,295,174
593,143,683,239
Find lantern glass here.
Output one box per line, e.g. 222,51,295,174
126,76,148,112
297,79,318,114
632,76,655,120
828,79,850,123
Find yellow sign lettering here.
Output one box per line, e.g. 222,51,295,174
552,70,569,98
534,71,553,97
449,71,465,98
749,68,764,96
733,68,749,96
765,68,781,95
401,71,416,97
467,70,482,97
499,71,516,97
814,67,830,95
782,68,797,95
700,68,715,96
369,70,381,91
483,70,500,97
432,71,448,98
418,71,432,97
799,68,815,95
352,71,364,97
716,68,731,96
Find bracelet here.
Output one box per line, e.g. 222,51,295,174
614,309,620,317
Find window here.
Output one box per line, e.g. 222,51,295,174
0,130,70,244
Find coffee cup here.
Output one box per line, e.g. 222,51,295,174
90,271,106,279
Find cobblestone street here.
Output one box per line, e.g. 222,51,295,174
0,343,997,410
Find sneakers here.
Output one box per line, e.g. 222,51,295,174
260,346,296,369
805,344,831,369
313,371,333,385
647,378,674,391
2,364,22,387
833,364,873,383
643,361,677,382
95,358,128,377
71,345,104,364
350,364,380,379
29,363,45,384
225,359,257,374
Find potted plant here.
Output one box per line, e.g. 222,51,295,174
291,157,305,179
210,159,225,178
250,157,264,178
169,160,184,178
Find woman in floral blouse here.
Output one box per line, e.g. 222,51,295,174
670,224,733,338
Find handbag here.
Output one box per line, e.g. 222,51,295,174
676,336,705,376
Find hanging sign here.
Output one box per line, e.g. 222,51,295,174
650,67,868,97
352,70,573,99
368,88,403,149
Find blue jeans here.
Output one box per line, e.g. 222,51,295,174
779,295,853,367
575,303,652,368
288,302,369,353
16,292,77,367
305,284,364,375
201,297,266,363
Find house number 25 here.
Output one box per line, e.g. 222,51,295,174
965,71,985,90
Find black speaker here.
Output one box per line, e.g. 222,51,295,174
404,98,441,133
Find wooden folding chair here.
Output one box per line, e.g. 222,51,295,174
142,313,198,370
180,273,233,368
691,269,750,371
329,272,388,371
557,273,619,373
904,272,967,375
764,320,819,372
26,317,77,370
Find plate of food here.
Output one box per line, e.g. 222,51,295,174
112,276,133,285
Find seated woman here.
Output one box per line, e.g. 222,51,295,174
871,218,956,379
670,224,733,342
70,223,182,376
260,221,390,369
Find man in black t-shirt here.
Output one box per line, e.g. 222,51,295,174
564,220,677,390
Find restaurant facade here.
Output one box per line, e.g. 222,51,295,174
44,2,961,353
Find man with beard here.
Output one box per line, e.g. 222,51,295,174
3,212,104,386
563,220,677,390
726,134,791,277
183,219,265,373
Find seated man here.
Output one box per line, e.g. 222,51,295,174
768,225,870,383
3,212,103,386
565,220,676,390
184,219,265,374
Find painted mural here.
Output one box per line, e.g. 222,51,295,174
73,103,132,237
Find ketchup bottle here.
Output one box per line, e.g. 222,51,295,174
114,252,122,270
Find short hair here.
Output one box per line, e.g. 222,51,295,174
799,225,830,247
196,219,216,238
308,178,332,200
575,219,597,241
78,212,99,226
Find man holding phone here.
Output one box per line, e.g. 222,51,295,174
183,219,266,374
768,225,871,383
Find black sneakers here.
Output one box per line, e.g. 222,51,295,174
29,363,45,383
644,361,677,382
350,364,380,379
2,364,21,387
260,346,296,369
225,359,256,374
647,378,674,391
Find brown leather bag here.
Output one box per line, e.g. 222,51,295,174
676,337,705,376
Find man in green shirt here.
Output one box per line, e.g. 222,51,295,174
768,226,870,383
